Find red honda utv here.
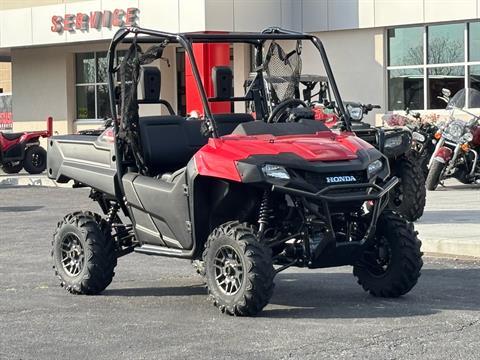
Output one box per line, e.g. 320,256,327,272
47,27,423,316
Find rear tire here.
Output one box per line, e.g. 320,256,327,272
52,211,117,295
353,212,423,298
389,156,426,221
1,161,23,174
426,159,445,191
23,145,46,174
203,221,275,316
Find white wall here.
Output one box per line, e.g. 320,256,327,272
303,0,480,32
302,27,385,123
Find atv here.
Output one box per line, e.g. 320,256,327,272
0,116,52,174
344,102,427,222
47,26,423,316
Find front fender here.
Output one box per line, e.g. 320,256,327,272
434,146,453,163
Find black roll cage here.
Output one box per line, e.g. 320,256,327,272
106,26,352,200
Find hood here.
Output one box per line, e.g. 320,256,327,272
205,132,373,162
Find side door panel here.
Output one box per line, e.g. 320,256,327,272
122,172,192,249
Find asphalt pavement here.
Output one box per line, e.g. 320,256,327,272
1,187,480,360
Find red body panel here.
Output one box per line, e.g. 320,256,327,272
194,131,373,182
0,117,52,156
472,126,480,147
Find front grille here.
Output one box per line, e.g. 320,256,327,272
304,171,368,190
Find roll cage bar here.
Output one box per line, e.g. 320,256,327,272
106,26,352,200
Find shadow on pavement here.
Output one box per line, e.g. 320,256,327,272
262,267,480,319
103,284,206,297
98,266,480,320
418,210,480,224
0,205,44,212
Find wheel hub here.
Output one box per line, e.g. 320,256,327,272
60,233,85,277
214,246,244,296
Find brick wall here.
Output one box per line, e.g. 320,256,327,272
0,62,11,93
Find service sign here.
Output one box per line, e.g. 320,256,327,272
51,8,139,33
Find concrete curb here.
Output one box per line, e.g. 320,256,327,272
421,239,480,259
0,174,71,188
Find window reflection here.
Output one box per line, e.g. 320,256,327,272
428,66,464,109
428,23,464,64
388,68,424,110
388,27,423,66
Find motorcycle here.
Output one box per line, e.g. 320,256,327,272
384,109,439,179
0,116,53,174
426,88,480,190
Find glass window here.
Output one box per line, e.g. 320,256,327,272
469,22,480,61
388,68,424,110
388,27,423,66
75,51,125,120
76,52,95,84
428,66,464,109
469,65,480,92
97,85,111,119
428,23,464,64
76,85,95,119
96,52,108,83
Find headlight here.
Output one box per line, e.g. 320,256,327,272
367,159,383,178
347,105,363,120
384,135,403,149
462,132,473,142
445,122,465,141
262,164,290,180
412,131,426,143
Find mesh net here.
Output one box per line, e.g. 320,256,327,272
118,42,167,174
264,41,302,104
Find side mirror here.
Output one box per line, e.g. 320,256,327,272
442,88,451,98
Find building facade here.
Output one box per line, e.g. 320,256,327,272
0,0,479,134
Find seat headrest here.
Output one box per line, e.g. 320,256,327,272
138,66,161,102
212,66,233,100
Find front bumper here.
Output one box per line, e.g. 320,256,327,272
271,176,399,268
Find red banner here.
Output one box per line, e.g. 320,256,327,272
0,112,13,131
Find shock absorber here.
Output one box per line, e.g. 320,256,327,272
106,202,120,225
258,191,274,239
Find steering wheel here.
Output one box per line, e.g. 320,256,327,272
267,98,308,123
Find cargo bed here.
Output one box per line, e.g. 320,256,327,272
47,135,117,196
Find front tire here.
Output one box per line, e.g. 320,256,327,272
426,159,445,191
389,156,426,221
353,212,423,298
52,211,117,295
1,161,23,174
203,221,275,316
23,145,47,174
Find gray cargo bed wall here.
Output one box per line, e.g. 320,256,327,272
47,135,117,196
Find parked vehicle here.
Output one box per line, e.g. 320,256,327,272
47,27,422,316
344,103,427,222
426,88,480,190
0,116,52,174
